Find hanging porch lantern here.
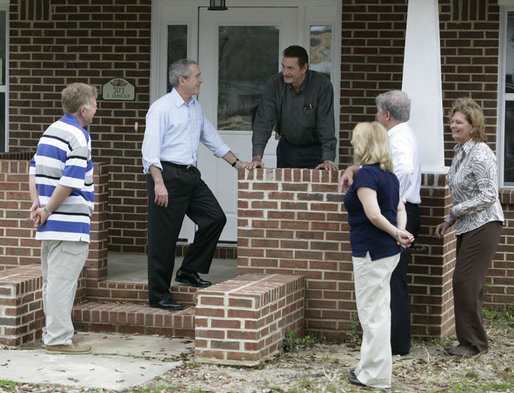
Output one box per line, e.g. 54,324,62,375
208,0,228,11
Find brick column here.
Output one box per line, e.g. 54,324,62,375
238,168,456,340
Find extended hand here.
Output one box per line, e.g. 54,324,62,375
247,160,264,170
234,160,250,170
339,167,355,193
315,162,338,171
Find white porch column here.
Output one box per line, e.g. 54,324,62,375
402,0,446,173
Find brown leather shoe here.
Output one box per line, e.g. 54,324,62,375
444,345,479,357
46,343,92,354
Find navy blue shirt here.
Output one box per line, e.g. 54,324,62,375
344,164,401,260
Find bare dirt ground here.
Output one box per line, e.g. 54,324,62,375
1,313,512,393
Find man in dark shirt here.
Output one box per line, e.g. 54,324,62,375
248,45,337,170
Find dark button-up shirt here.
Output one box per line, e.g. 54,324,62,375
252,70,336,162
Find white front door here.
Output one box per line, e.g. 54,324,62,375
150,0,341,243
197,8,298,242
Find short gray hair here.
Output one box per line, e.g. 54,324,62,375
61,83,97,115
376,90,411,122
168,59,197,88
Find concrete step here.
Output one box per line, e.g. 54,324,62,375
72,301,196,338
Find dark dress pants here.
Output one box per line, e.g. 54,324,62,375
454,221,502,352
390,202,420,355
146,164,226,303
276,137,322,168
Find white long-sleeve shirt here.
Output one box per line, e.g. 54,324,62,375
142,88,230,174
388,122,421,204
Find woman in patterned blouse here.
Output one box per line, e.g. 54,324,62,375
435,97,504,358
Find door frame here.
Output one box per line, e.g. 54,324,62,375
150,0,341,106
150,0,342,242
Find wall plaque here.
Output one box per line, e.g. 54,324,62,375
102,78,135,101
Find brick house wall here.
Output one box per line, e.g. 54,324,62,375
340,0,501,166
1,0,512,340
8,0,151,254
6,0,510,254
340,0,513,311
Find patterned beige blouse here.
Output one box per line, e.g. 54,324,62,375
445,139,504,235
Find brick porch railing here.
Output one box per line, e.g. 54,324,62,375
0,159,512,353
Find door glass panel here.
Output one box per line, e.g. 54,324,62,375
506,12,514,93
167,25,188,92
310,25,332,79
217,26,279,130
505,101,514,184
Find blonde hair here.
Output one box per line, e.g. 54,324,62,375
61,83,98,115
448,97,486,142
351,121,393,172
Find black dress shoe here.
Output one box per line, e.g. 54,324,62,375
348,377,366,387
175,269,212,287
149,299,183,310
349,369,356,378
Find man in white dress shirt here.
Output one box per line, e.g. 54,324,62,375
340,90,421,355
142,59,248,310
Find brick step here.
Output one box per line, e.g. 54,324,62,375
85,281,199,306
195,273,305,366
72,301,195,338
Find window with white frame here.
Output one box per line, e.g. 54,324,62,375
501,8,514,186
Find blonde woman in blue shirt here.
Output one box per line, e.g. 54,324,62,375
343,122,414,388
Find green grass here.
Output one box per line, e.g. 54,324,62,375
432,381,514,392
346,311,361,343
483,307,514,330
0,380,22,390
282,331,317,352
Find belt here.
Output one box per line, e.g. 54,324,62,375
162,161,194,169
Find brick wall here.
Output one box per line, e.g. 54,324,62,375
340,0,513,311
6,0,509,259
195,274,305,366
341,0,501,166
237,168,513,339
492,189,514,307
8,0,152,254
0,158,109,285
2,0,512,339
0,265,44,347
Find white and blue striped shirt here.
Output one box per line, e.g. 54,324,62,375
30,114,94,243
142,88,230,173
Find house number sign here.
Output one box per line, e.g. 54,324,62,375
102,78,136,101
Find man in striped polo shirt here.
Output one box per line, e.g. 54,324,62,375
29,83,97,355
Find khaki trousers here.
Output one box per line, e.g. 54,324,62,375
353,252,400,389
41,240,89,346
